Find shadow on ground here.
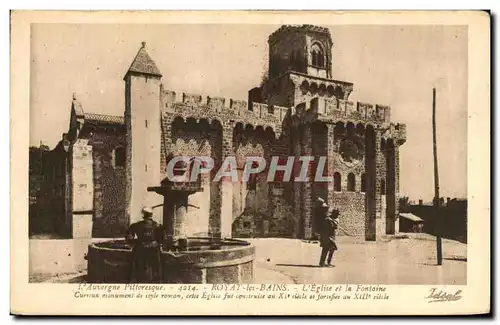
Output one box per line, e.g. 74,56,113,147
276,264,323,268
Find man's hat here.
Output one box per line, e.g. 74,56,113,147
329,208,340,219
142,206,153,215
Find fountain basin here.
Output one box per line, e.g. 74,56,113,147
87,237,255,283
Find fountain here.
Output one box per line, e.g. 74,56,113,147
87,160,255,284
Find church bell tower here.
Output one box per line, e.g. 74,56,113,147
256,25,353,109
268,24,333,80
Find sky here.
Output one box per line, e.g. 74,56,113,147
30,24,468,201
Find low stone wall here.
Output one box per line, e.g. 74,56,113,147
87,238,255,284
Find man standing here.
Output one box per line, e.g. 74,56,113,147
126,207,164,283
319,204,339,267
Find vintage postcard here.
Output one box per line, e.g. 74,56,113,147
11,10,490,315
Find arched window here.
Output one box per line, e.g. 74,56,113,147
318,53,325,67
334,172,341,192
347,173,356,192
311,43,325,68
311,50,318,66
114,147,125,168
361,173,366,193
380,179,386,195
381,138,386,151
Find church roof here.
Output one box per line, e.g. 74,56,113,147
399,213,424,223
125,42,162,78
84,113,124,125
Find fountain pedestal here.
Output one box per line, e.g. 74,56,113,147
148,177,203,251
87,175,255,284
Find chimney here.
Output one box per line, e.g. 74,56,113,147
418,199,423,206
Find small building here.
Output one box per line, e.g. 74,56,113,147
399,213,424,233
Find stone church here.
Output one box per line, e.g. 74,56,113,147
38,24,406,240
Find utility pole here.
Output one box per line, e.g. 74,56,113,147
432,87,443,265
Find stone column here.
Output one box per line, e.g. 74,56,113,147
374,129,385,238
385,139,397,235
266,134,288,237
326,124,335,210
292,126,303,238
310,124,329,236
209,121,222,237
364,126,377,241
220,121,235,238
377,134,388,236
158,190,190,250
71,139,94,238
173,193,189,248
394,144,400,233
301,123,313,239
162,194,175,248
173,194,188,238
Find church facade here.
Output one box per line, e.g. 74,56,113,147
37,25,406,240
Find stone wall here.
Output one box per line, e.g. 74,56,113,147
330,152,368,238
35,143,70,237
170,119,213,237
385,139,397,235
269,134,296,238
88,128,127,238
71,138,94,238
160,90,288,130
332,192,366,237
231,126,272,238
376,134,388,236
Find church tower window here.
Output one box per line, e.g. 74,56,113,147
347,173,356,192
334,172,341,192
311,43,325,68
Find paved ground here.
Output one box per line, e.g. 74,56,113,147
31,233,466,285
249,233,467,285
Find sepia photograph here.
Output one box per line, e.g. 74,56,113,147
11,10,490,315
